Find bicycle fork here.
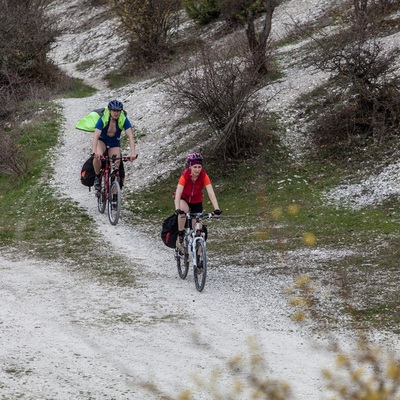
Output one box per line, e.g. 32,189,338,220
188,235,205,267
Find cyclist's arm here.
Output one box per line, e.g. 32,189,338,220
92,128,102,158
125,127,136,160
205,183,220,211
174,183,184,210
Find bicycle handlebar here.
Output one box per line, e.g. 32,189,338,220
97,154,138,162
184,212,220,220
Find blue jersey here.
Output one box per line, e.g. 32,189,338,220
96,117,132,148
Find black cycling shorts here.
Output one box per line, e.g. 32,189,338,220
188,202,203,213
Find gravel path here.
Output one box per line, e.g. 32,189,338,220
1,0,399,398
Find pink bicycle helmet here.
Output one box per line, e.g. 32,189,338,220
187,152,203,166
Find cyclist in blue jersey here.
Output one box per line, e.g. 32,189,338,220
92,99,136,190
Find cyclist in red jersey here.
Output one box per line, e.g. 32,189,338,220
174,153,222,249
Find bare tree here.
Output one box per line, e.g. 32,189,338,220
0,0,59,176
0,0,58,88
164,44,269,159
245,0,278,75
110,0,181,65
218,0,279,75
308,0,400,153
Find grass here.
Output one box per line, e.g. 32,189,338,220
2,90,399,334
2,42,400,335
122,120,400,334
104,70,136,89
0,98,136,287
76,60,97,72
57,77,97,98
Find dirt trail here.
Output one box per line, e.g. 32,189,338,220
0,0,362,397
0,90,338,399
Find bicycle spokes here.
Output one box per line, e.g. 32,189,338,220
174,212,219,292
176,235,189,279
193,239,207,292
97,177,106,214
108,180,121,225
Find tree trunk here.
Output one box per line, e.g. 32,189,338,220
245,0,276,76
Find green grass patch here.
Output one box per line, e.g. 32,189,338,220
0,101,135,287
76,60,96,72
2,83,400,332
58,77,97,98
124,133,400,332
104,70,134,89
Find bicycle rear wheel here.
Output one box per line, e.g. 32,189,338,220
97,174,106,214
194,240,207,292
176,236,189,279
108,180,121,225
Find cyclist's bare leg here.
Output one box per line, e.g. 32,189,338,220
177,199,189,231
108,146,122,169
93,140,107,175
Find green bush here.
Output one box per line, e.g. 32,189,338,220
182,0,221,25
219,0,269,26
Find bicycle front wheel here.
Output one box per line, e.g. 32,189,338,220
108,180,121,225
176,236,189,279
194,239,207,292
97,175,106,214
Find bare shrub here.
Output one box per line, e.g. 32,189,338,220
288,274,400,400
164,42,273,160
0,0,59,87
110,0,181,66
355,0,399,15
323,339,400,400
0,0,63,177
0,133,28,177
308,0,400,157
0,0,61,119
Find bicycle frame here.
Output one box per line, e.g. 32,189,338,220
185,214,208,268
101,156,111,202
175,212,217,292
96,154,133,225
97,155,115,196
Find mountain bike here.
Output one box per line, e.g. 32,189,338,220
175,212,219,292
96,154,136,225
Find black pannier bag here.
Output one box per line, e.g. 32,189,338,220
161,214,178,248
80,156,96,187
80,156,126,188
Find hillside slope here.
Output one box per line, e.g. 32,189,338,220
1,1,399,399
49,0,400,207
